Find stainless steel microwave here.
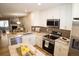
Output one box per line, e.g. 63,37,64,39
47,19,60,27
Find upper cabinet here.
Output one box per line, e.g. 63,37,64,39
73,3,79,18
31,11,41,26
31,4,72,30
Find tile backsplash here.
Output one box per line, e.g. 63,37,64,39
31,26,71,38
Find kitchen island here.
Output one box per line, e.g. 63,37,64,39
9,43,46,56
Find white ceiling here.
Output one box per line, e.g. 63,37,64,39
0,3,69,17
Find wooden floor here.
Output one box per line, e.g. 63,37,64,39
0,37,10,56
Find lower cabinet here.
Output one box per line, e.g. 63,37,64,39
22,34,36,46
54,40,69,56
36,36,43,48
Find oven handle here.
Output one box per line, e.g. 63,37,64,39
43,39,55,45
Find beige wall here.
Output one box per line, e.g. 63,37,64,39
20,13,31,32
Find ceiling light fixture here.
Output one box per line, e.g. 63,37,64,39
17,21,21,24
37,3,41,6
6,31,10,34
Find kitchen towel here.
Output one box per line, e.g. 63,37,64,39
44,40,49,48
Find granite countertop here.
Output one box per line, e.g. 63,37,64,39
55,37,70,45
32,32,49,37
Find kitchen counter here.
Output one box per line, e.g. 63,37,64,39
8,31,47,38
32,32,48,37
8,32,26,38
9,43,46,56
55,37,70,45
8,32,35,40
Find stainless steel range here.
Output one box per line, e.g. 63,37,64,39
42,31,62,55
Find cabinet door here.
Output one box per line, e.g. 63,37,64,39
36,36,40,47
22,34,36,45
54,42,69,56
22,35,29,43
54,42,62,56
36,36,43,48
60,44,69,56
28,35,36,45
36,37,41,47
39,36,43,48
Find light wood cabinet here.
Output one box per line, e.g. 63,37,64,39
54,39,69,56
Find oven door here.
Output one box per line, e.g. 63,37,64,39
42,40,54,55
71,39,79,50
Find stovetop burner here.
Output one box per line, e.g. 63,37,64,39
44,34,59,40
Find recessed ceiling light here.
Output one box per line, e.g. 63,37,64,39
37,3,41,6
